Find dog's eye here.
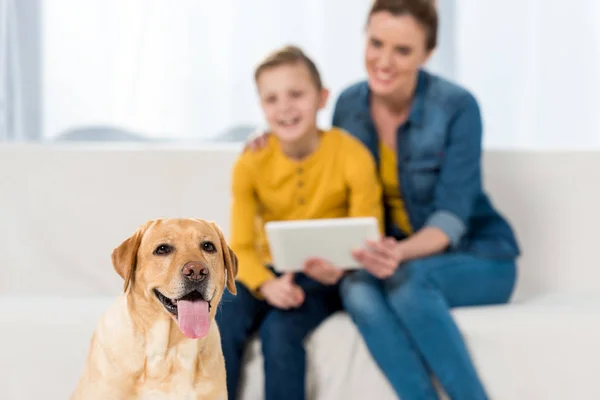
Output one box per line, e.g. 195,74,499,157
153,244,173,255
201,241,217,253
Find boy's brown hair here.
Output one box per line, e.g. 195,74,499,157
367,0,438,50
254,45,323,90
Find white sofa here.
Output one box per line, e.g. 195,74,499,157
0,144,599,400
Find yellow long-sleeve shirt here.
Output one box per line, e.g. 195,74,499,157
229,127,384,294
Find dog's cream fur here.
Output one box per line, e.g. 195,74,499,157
70,218,238,400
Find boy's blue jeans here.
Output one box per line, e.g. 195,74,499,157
216,273,341,400
340,253,516,400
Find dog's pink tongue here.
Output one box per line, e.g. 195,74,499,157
177,299,210,339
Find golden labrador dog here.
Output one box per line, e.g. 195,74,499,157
71,218,238,400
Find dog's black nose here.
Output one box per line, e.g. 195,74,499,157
182,262,209,282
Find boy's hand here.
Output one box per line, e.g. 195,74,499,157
303,258,344,285
259,273,305,309
243,129,270,152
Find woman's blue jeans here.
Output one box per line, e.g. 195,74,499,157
340,253,516,400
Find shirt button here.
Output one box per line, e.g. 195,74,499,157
298,198,305,205
297,167,303,174
297,181,303,188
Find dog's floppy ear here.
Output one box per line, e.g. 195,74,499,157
112,220,153,292
211,222,238,295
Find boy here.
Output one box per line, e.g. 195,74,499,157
216,45,383,400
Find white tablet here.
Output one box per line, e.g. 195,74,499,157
265,217,380,272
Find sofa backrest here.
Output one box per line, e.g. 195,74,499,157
0,144,597,300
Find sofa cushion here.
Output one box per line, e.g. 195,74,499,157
2,294,599,400
240,293,600,400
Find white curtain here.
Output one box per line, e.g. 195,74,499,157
41,0,600,148
42,0,456,142
42,0,372,140
0,0,24,141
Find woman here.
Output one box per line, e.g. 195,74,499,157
248,1,519,399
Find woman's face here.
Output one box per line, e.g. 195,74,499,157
365,11,432,99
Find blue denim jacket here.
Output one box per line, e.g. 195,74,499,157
332,69,520,260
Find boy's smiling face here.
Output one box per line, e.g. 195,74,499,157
256,62,328,145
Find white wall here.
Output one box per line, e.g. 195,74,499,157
455,1,600,150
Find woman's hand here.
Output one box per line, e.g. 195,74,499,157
243,129,270,152
303,258,345,285
352,237,405,279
